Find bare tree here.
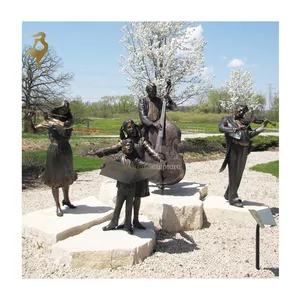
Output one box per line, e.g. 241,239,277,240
22,45,74,110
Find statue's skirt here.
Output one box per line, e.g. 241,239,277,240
40,139,78,188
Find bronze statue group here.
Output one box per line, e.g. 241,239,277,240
24,83,270,234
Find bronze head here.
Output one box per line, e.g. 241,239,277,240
121,139,134,155
120,119,139,139
146,83,157,97
234,104,248,119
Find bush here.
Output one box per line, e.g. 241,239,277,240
179,135,226,154
250,135,279,151
179,135,279,154
22,151,46,170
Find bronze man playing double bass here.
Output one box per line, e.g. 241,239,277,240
138,82,185,189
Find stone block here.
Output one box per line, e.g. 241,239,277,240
51,216,155,269
139,181,205,232
22,196,114,245
203,196,270,225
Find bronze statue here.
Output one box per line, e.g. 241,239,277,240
138,82,186,189
91,120,164,229
24,100,77,216
219,104,269,207
102,139,149,234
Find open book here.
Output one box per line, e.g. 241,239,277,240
100,158,161,184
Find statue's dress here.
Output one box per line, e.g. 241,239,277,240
40,126,77,188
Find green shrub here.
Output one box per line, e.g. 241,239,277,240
179,135,279,154
22,151,46,170
250,135,279,151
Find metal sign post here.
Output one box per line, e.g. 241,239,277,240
248,208,277,270
256,223,260,270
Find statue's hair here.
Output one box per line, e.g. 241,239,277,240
119,119,141,139
121,138,133,147
235,104,249,112
146,83,157,93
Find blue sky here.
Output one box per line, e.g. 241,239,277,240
22,21,279,105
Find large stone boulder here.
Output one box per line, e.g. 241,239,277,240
139,181,206,232
51,216,155,269
202,196,270,225
22,196,114,245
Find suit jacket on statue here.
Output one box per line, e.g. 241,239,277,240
138,96,177,127
219,115,265,172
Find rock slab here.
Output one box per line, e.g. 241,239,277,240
140,181,206,232
22,196,114,245
203,196,270,225
51,216,155,269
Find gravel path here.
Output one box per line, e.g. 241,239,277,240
22,151,279,278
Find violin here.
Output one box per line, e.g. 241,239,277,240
146,81,186,190
240,117,276,127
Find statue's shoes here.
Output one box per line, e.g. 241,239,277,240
229,199,244,208
102,222,118,231
56,210,64,217
133,220,146,229
62,199,76,209
116,223,125,229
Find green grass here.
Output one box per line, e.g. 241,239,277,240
22,149,104,172
250,160,279,178
23,113,279,136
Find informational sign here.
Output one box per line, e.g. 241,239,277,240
248,207,277,228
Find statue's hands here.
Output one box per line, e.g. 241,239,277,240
64,120,72,128
236,124,247,131
24,111,35,121
163,95,171,106
263,118,269,127
95,151,104,158
158,153,166,161
153,123,162,130
43,112,49,120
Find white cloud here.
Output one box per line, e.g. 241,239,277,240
202,66,213,76
186,25,203,40
228,58,244,68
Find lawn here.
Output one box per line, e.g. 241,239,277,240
23,112,279,136
22,150,104,173
250,160,279,178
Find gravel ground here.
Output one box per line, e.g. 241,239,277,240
22,150,279,279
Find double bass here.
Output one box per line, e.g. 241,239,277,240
145,81,186,191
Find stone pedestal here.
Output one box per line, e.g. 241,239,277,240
203,196,270,225
51,216,155,269
98,180,207,232
139,181,206,232
22,196,114,245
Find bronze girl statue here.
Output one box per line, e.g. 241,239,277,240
24,100,77,216
92,119,164,229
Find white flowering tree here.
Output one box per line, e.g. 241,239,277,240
221,69,260,112
119,22,212,104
